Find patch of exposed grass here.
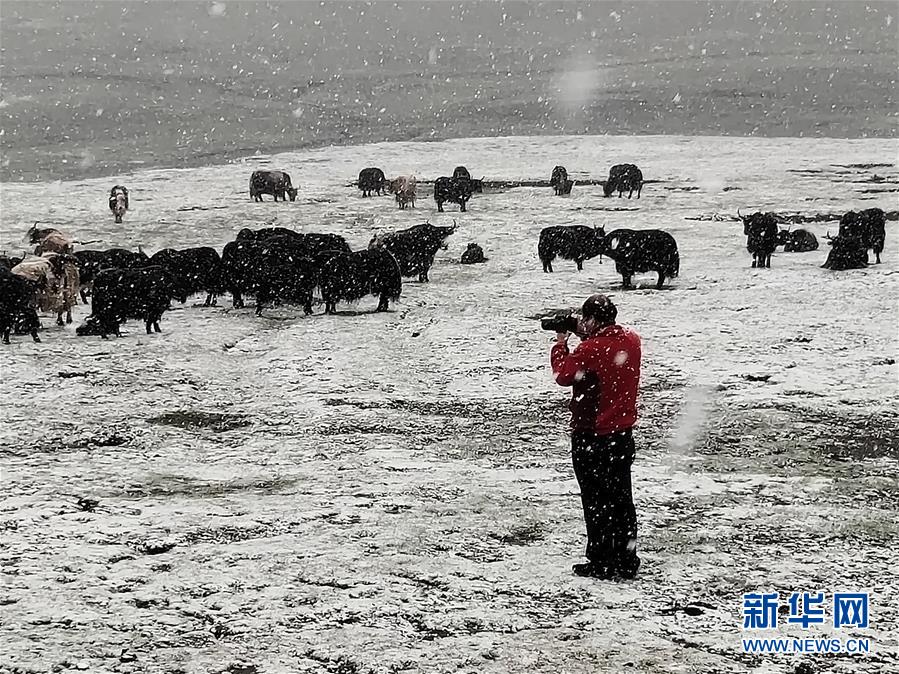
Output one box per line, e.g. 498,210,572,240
146,410,251,432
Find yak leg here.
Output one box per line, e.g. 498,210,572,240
621,273,633,289
2,327,9,344
656,273,665,289
542,259,553,273
232,289,243,309
377,294,389,312
460,200,467,212
766,254,772,268
66,308,73,324
56,311,64,326
637,185,642,198
437,201,444,213
575,258,584,271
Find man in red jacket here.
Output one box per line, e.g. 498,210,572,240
551,294,642,579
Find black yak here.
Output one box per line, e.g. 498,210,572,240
358,167,387,197
822,234,869,270
220,238,317,315
599,228,679,289
317,248,402,314
461,242,487,264
0,269,41,344
149,247,222,306
236,228,351,258
777,229,819,253
538,225,606,272
434,176,482,212
839,208,886,264
603,164,643,199
740,211,779,268
74,248,150,304
249,170,298,202
369,222,456,282
76,266,174,338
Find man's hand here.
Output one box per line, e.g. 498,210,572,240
555,331,570,346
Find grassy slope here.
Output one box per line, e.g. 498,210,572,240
1,1,896,182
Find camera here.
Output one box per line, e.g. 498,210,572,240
540,312,579,333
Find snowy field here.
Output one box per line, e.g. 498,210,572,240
1,135,897,674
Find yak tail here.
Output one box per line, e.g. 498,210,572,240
670,251,681,277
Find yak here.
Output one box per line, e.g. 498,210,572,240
603,164,643,199
434,176,481,212
0,268,41,344
149,247,222,306
250,170,298,202
74,248,150,303
777,228,819,253
76,266,174,338
740,211,779,268
220,238,318,315
358,167,387,197
236,228,351,257
599,228,679,289
551,166,574,195
460,242,487,264
839,208,886,264
317,248,402,314
538,225,606,272
822,234,869,271
369,222,456,282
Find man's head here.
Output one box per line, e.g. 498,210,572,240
579,294,618,335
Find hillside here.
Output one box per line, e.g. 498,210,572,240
1,1,896,182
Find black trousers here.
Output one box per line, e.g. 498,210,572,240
571,428,639,569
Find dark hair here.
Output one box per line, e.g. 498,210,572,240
581,294,617,325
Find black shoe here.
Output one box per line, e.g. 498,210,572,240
572,562,614,579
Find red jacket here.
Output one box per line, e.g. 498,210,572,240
551,324,642,435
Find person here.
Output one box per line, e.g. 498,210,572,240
550,294,642,579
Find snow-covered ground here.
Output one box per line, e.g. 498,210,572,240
1,136,897,674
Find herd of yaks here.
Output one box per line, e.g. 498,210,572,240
0,161,889,344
